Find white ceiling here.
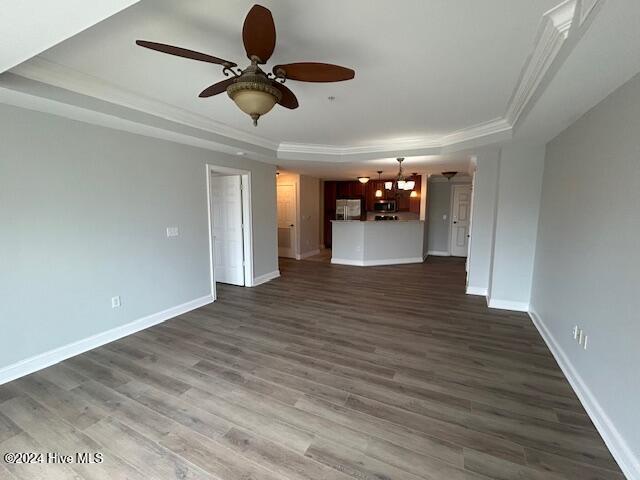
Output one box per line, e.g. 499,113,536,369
4,0,639,181
0,0,139,73
35,0,558,147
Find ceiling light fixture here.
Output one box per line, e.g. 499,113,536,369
375,171,383,198
442,171,458,181
136,5,355,127
358,176,370,184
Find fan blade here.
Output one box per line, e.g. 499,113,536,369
272,81,298,109
199,78,236,98
242,5,276,64
136,40,237,67
273,62,355,82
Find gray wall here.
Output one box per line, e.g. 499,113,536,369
0,103,277,371
298,175,320,255
488,144,545,307
467,148,500,293
427,182,452,253
531,73,640,473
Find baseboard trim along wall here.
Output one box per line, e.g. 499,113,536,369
466,286,488,296
252,270,280,286
296,249,321,260
529,310,640,480
427,250,450,257
487,298,530,312
331,257,424,267
0,294,213,386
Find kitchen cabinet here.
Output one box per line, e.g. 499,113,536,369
323,176,422,247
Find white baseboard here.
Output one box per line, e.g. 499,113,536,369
331,257,424,267
0,294,213,386
296,249,321,260
428,250,450,257
529,310,639,480
252,270,280,286
487,298,530,312
466,286,488,296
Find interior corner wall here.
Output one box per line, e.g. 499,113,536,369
299,175,321,256
466,148,500,295
530,72,640,479
0,102,278,378
487,144,545,310
427,181,452,254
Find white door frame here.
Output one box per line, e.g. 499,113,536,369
206,164,254,301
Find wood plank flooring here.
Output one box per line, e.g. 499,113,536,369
0,257,624,479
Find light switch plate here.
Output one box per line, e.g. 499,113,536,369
166,227,179,237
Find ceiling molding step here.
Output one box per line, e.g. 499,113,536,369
10,56,279,153
505,0,578,126
0,85,248,156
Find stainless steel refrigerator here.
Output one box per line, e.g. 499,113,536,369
336,198,362,220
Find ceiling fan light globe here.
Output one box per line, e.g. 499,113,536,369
230,89,278,116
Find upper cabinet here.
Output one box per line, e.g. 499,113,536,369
327,177,421,213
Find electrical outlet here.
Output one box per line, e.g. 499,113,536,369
166,227,179,237
111,296,121,308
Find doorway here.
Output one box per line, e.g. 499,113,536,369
277,183,297,258
206,165,254,300
449,184,472,257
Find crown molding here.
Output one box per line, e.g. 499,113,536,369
505,0,601,126
10,57,279,152
3,0,602,163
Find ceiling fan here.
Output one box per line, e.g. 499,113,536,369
136,4,355,126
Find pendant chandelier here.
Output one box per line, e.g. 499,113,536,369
375,171,383,198
385,158,415,192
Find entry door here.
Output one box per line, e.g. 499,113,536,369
277,184,297,258
450,185,472,257
211,175,245,286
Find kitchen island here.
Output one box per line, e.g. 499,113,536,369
331,220,427,266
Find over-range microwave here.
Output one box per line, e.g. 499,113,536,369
373,200,397,212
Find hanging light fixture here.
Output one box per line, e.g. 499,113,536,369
357,176,370,184
394,158,409,190
375,171,383,198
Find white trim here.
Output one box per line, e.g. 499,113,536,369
428,250,451,257
252,270,280,286
331,257,424,267
466,286,488,296
297,249,321,260
206,164,254,292
0,295,213,386
487,298,529,312
10,57,278,152
529,310,640,480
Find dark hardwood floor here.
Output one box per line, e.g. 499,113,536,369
0,257,624,479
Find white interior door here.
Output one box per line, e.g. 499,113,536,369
211,174,245,286
450,185,472,257
277,184,297,258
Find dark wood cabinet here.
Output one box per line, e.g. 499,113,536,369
323,176,422,247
